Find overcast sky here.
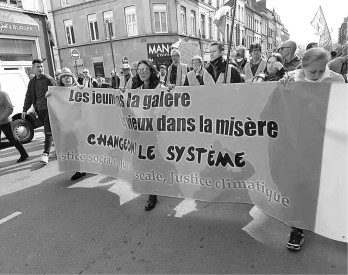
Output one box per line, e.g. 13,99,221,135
266,0,348,45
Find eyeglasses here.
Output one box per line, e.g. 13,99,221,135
136,68,150,74
83,71,88,74
171,54,180,57
278,46,291,52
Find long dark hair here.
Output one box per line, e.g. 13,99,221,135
131,60,160,89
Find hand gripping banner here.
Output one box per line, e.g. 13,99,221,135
48,82,347,242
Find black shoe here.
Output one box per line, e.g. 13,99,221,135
71,172,87,181
287,228,304,251
17,153,29,163
145,195,157,211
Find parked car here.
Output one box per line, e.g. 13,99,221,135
0,69,42,144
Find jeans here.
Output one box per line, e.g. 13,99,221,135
37,109,53,155
0,122,27,156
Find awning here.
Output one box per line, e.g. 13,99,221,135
0,8,40,36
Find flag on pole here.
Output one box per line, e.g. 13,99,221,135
311,6,332,51
213,0,235,36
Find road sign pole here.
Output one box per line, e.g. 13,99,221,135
108,22,116,72
74,60,78,75
69,48,80,75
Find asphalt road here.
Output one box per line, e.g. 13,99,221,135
0,129,347,274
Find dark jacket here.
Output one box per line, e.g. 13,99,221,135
234,57,248,73
284,55,301,72
111,75,120,89
205,56,243,83
23,74,56,112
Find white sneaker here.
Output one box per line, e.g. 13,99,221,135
40,153,49,164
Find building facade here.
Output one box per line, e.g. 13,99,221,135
0,0,54,76
48,0,290,77
338,17,347,45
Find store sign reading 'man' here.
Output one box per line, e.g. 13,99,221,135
147,43,173,58
0,21,39,36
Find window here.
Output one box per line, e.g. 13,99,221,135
153,4,168,33
103,11,115,38
64,19,75,45
180,6,187,34
238,5,240,21
191,11,196,36
125,6,138,36
88,14,99,41
209,16,213,39
226,24,229,43
61,0,69,6
200,14,206,38
241,7,244,22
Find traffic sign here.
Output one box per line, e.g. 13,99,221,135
69,48,80,61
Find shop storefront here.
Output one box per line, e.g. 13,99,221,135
147,42,173,69
0,8,53,76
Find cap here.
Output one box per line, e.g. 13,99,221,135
121,63,131,69
59,67,75,79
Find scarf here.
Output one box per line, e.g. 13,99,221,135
186,68,215,86
166,62,188,86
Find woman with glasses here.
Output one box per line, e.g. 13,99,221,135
252,53,286,82
130,60,162,211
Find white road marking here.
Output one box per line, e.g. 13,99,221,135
172,199,197,217
0,211,22,225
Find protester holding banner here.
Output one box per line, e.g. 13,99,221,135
280,47,344,251
130,60,161,210
184,56,215,86
206,42,243,84
278,40,301,72
328,41,348,83
252,53,286,82
282,47,345,85
243,43,267,82
165,49,189,89
50,67,87,180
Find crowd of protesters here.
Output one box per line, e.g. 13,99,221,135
1,38,347,252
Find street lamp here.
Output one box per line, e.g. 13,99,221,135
107,19,116,73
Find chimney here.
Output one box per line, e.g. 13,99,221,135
259,0,267,9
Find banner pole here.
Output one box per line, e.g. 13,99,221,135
224,1,237,83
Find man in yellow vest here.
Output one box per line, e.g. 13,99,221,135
243,43,267,82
